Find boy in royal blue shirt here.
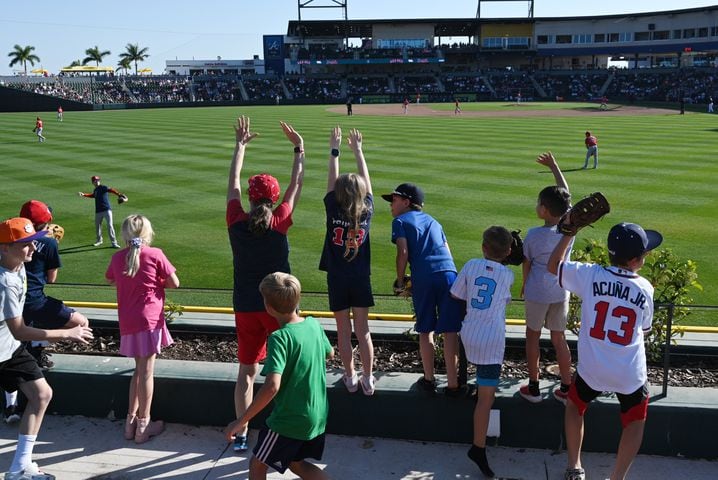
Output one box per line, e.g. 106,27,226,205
383,183,462,394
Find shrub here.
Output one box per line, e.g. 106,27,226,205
566,239,701,361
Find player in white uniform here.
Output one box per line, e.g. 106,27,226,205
548,222,662,480
450,226,514,479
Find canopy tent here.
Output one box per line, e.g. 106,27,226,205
60,66,114,73
30,68,49,75
138,68,153,74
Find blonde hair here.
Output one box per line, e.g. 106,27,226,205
121,214,154,277
259,272,301,314
334,173,370,261
249,199,273,235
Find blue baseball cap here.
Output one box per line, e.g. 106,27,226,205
607,223,663,259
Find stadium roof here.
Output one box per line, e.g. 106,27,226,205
286,5,718,38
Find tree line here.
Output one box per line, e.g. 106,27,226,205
7,44,150,75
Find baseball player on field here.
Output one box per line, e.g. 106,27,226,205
583,131,598,169
548,222,663,480
450,226,514,479
78,175,126,248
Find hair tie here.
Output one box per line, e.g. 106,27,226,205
130,237,143,248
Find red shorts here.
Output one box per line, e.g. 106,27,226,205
234,311,280,364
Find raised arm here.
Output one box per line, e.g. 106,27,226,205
327,126,341,192
280,121,305,211
548,235,573,276
348,128,372,194
536,152,569,192
227,116,259,204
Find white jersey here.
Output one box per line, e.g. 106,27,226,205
559,262,653,394
450,258,513,365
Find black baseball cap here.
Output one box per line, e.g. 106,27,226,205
381,183,425,207
607,223,663,260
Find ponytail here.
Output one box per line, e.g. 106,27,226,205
120,214,155,277
249,200,273,235
335,174,369,261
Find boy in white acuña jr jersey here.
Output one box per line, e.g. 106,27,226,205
450,226,514,479
548,222,663,480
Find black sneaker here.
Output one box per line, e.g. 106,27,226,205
444,384,469,398
4,405,21,424
416,376,436,392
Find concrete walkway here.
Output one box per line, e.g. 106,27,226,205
1,415,715,479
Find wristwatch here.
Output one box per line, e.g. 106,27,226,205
293,146,304,154
331,148,340,157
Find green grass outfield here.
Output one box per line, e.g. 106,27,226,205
0,102,715,323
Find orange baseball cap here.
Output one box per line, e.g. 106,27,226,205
0,217,49,244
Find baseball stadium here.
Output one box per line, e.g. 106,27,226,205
0,1,717,478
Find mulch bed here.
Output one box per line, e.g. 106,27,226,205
48,330,718,388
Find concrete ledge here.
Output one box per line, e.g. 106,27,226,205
44,354,718,459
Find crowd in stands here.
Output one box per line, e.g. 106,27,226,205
3,68,716,106
395,75,440,95
192,78,236,102
347,76,391,96
288,44,439,62
284,76,343,101
125,77,192,103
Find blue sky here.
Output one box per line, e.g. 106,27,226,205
2,1,716,74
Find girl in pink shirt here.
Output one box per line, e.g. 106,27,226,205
106,214,180,444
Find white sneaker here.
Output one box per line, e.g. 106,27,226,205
93,241,103,247
4,462,56,479
342,373,359,393
111,243,121,248
360,374,376,396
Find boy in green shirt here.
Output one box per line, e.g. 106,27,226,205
226,272,334,480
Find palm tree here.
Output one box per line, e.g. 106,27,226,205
7,44,40,75
118,43,149,75
66,59,82,68
82,46,111,66
116,57,132,75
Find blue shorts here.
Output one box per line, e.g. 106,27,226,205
475,364,502,387
23,297,74,329
412,270,462,334
327,273,374,312
253,427,325,474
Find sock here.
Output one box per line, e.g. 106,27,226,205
560,383,570,393
468,444,494,478
528,379,540,396
9,434,37,473
5,390,18,407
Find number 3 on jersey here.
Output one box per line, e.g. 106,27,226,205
471,276,496,310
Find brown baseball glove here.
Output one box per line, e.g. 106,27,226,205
392,275,412,298
557,192,610,236
118,194,128,205
502,230,525,266
47,224,64,242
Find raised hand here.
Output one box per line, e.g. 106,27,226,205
330,126,342,150
234,116,259,146
280,121,304,148
347,128,363,152
536,151,557,168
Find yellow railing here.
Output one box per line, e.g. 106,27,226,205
64,301,718,334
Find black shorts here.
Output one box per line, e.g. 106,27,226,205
23,297,74,329
253,427,325,474
0,345,45,392
327,273,374,312
568,372,649,427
